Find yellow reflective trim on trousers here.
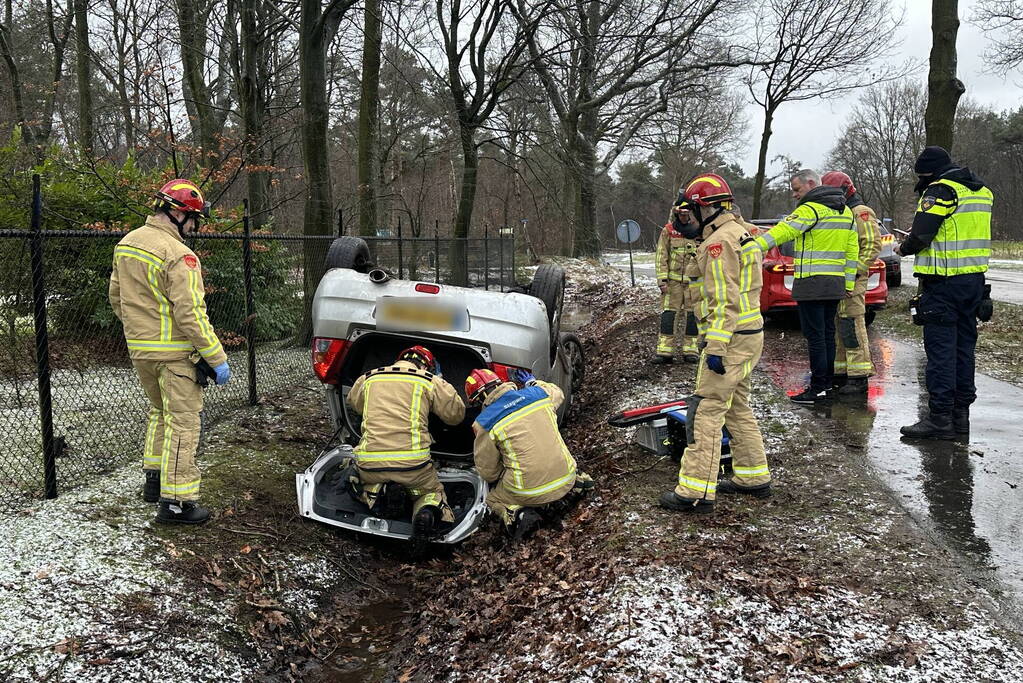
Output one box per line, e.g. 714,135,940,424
506,469,578,497
678,474,717,493
158,372,173,491
187,268,219,350
162,479,200,494
733,464,769,477
144,410,161,464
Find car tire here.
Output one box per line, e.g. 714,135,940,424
529,264,566,356
865,309,876,327
886,267,901,288
561,332,585,394
325,236,371,273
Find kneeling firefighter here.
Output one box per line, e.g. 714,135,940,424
466,368,594,539
658,173,773,514
347,346,466,536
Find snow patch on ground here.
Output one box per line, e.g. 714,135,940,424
0,464,252,682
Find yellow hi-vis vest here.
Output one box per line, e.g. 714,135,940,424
755,202,858,290
913,179,992,277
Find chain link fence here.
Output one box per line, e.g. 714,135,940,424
0,177,516,512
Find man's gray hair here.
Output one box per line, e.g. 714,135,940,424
790,169,820,186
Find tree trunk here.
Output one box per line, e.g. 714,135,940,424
175,0,218,155
357,0,381,237
752,107,775,219
297,0,336,343
925,0,965,151
240,0,270,229
449,124,477,286
73,0,93,153
573,134,600,257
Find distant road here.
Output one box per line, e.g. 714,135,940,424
985,266,1023,306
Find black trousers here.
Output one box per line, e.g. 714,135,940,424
797,299,840,391
918,273,985,417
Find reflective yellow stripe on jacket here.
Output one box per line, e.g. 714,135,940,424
491,398,575,496
914,179,993,276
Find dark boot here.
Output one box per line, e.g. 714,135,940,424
651,355,674,365
143,470,160,503
717,479,772,498
573,472,596,490
658,491,714,514
156,500,210,525
953,408,970,435
682,352,700,364
900,416,955,440
790,386,829,405
412,505,438,538
510,508,543,542
831,374,848,389
837,376,868,397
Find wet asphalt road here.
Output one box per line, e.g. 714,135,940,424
759,329,1023,621
986,266,1023,305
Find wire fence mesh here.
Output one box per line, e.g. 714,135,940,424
0,179,516,512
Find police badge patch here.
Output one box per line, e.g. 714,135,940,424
920,195,936,211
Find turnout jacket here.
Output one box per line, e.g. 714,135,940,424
655,222,697,282
847,196,882,276
472,381,577,502
108,214,227,366
694,213,764,357
348,360,465,471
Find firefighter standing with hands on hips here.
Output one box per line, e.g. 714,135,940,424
466,368,594,540
109,179,229,525
346,346,465,537
821,171,882,397
658,174,772,514
653,211,700,364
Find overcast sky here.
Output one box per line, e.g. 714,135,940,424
738,0,1018,177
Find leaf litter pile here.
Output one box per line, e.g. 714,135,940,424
1,259,1021,682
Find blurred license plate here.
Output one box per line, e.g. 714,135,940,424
376,297,468,332
783,275,794,290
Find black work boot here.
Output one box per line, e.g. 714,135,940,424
900,416,955,440
717,479,773,498
156,499,210,525
573,472,596,490
837,376,868,397
143,470,160,503
509,508,543,542
658,491,714,514
953,408,970,435
412,505,438,538
832,374,848,389
651,355,674,365
682,352,700,364
790,386,829,405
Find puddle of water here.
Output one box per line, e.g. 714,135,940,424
759,329,1023,622
306,598,409,682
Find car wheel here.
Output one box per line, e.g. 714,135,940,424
865,309,876,327
887,267,901,288
325,236,371,273
561,333,585,394
529,264,566,357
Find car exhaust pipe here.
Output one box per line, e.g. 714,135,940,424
368,268,391,284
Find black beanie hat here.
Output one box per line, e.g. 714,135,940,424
914,146,952,174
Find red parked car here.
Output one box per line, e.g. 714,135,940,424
749,219,888,326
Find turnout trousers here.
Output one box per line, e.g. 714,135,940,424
132,358,202,502
675,332,771,501
835,275,874,378
919,272,985,418
356,462,454,523
484,476,578,527
656,280,699,357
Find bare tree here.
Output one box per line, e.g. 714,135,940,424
926,0,965,151
972,0,1023,70
357,0,382,236
174,0,235,156
72,0,93,152
745,0,903,218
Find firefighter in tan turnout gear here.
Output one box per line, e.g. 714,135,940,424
658,174,772,514
466,368,594,540
109,179,229,525
822,171,882,397
653,217,700,364
347,346,466,537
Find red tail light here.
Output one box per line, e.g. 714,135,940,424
311,338,351,384
489,362,525,383
767,263,795,274
415,283,441,294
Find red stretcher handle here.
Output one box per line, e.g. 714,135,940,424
607,399,688,428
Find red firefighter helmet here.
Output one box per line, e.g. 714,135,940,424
398,345,436,371
682,173,733,207
821,171,856,199
465,368,501,405
154,179,208,216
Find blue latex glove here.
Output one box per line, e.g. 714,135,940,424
432,360,443,378
706,355,725,375
510,368,536,386
213,361,231,385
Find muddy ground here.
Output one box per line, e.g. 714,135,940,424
3,260,1021,682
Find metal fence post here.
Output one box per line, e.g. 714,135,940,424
484,224,490,291
434,221,440,284
29,174,57,499
397,217,404,280
498,227,505,292
243,199,257,406
337,207,343,237
510,227,516,288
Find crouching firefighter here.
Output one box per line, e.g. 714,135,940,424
109,179,230,525
658,173,773,514
346,346,466,537
653,214,700,364
466,368,594,540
